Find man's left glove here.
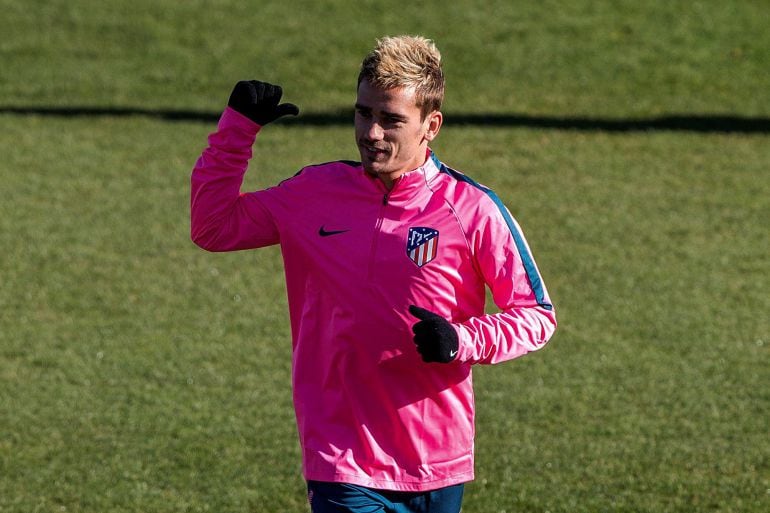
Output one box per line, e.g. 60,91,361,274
227,80,299,125
409,305,459,363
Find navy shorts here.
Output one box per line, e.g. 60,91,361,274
307,480,465,513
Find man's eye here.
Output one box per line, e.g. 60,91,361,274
356,110,372,118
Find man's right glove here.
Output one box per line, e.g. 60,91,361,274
409,305,459,363
227,80,299,125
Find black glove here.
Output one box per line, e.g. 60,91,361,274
409,305,459,363
227,80,299,125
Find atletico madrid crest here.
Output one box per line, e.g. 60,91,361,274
406,227,439,267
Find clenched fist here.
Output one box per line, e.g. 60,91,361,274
409,305,459,363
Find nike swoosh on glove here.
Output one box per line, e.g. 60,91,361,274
409,305,459,363
227,80,299,125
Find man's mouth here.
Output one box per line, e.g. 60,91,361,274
360,142,389,158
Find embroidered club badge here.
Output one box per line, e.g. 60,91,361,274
406,227,439,267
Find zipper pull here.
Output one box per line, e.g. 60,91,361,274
382,193,389,205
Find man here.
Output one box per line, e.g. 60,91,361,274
191,35,556,513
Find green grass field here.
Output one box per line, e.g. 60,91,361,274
1,1,768,512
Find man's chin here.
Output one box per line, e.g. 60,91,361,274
361,159,387,176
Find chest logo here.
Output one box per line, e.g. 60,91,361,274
318,225,349,237
406,227,439,267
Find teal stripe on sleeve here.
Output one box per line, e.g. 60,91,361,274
433,153,552,310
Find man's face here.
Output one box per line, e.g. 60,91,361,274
354,80,441,188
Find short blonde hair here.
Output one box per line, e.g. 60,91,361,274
358,35,445,119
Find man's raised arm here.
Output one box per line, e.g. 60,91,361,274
190,81,298,251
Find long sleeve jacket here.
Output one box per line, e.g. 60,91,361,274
191,107,557,492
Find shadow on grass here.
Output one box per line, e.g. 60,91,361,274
2,106,769,133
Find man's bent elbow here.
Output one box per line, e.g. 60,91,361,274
190,225,224,252
539,306,558,347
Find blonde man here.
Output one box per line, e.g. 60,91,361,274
191,35,556,513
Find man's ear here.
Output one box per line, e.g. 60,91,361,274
423,111,443,142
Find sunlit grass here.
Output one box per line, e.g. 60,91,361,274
0,0,768,511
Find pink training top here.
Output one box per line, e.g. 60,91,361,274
191,107,557,492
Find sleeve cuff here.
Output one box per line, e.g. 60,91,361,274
452,323,475,364
220,107,263,134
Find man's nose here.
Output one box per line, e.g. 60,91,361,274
366,121,384,140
